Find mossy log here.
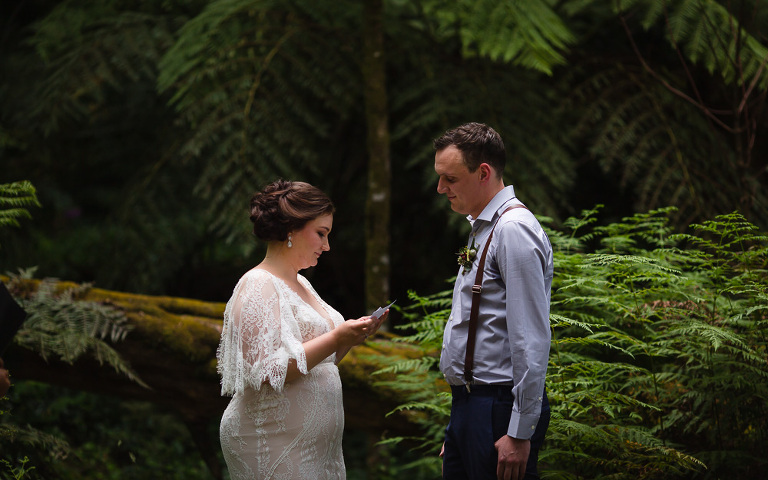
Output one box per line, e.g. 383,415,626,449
2,277,436,476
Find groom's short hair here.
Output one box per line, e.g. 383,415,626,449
433,122,506,177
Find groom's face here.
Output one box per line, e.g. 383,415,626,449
434,145,486,218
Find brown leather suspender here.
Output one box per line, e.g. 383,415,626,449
463,204,529,389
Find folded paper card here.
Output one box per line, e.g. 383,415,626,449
370,300,396,320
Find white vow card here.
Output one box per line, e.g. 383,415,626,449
370,300,396,319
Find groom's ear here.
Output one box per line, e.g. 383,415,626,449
478,163,493,183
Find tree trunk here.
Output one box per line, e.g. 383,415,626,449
361,0,392,314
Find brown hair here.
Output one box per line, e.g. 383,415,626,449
250,180,335,242
433,122,506,176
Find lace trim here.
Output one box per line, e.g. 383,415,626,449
217,269,344,395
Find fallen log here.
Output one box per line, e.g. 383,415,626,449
2,277,436,477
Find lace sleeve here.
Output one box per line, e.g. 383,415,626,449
217,270,308,395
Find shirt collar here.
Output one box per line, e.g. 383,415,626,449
467,185,517,225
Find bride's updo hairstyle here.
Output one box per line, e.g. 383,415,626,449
250,180,335,242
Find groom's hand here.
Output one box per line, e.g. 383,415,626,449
495,435,529,480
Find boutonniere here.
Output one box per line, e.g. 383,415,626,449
457,239,477,274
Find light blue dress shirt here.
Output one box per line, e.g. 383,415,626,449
439,185,553,440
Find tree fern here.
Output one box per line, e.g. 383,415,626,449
158,0,584,241
25,0,180,135
5,0,220,295
158,0,364,240
557,1,768,229
566,62,748,225
616,0,768,88
418,0,575,75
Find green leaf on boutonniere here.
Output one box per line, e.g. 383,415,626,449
457,239,477,274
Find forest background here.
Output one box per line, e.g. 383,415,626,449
0,0,767,479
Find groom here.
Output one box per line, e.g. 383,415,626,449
433,122,553,480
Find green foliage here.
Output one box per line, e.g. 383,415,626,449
615,0,768,88
420,0,576,74
0,182,40,247
3,1,766,477
154,0,585,247
378,208,768,479
1,382,214,480
560,0,768,228
1,269,156,479
157,0,366,241
9,275,145,387
1,457,36,480
0,420,70,480
1,0,228,296
25,0,181,135
368,288,452,474
11,0,768,308
564,58,767,228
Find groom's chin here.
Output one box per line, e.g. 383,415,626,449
449,204,465,215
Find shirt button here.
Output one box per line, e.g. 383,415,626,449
538,396,542,401
531,425,536,430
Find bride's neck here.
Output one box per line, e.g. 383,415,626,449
259,244,299,283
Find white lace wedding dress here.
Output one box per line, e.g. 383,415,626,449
217,268,346,479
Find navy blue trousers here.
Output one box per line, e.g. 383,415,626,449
442,385,550,480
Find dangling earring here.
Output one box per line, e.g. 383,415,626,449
287,234,293,248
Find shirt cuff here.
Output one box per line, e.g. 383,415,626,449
507,412,540,440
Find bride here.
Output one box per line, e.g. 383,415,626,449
217,180,388,479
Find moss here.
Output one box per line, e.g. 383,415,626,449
3,277,223,363
2,276,432,434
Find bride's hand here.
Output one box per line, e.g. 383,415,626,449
335,307,391,348
358,308,390,340
335,317,376,346
370,309,389,335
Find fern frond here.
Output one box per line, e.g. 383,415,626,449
372,357,437,377
615,0,768,88
0,181,40,247
452,0,575,74
27,3,176,135
549,313,600,332
158,0,366,239
385,400,451,418
9,278,147,387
